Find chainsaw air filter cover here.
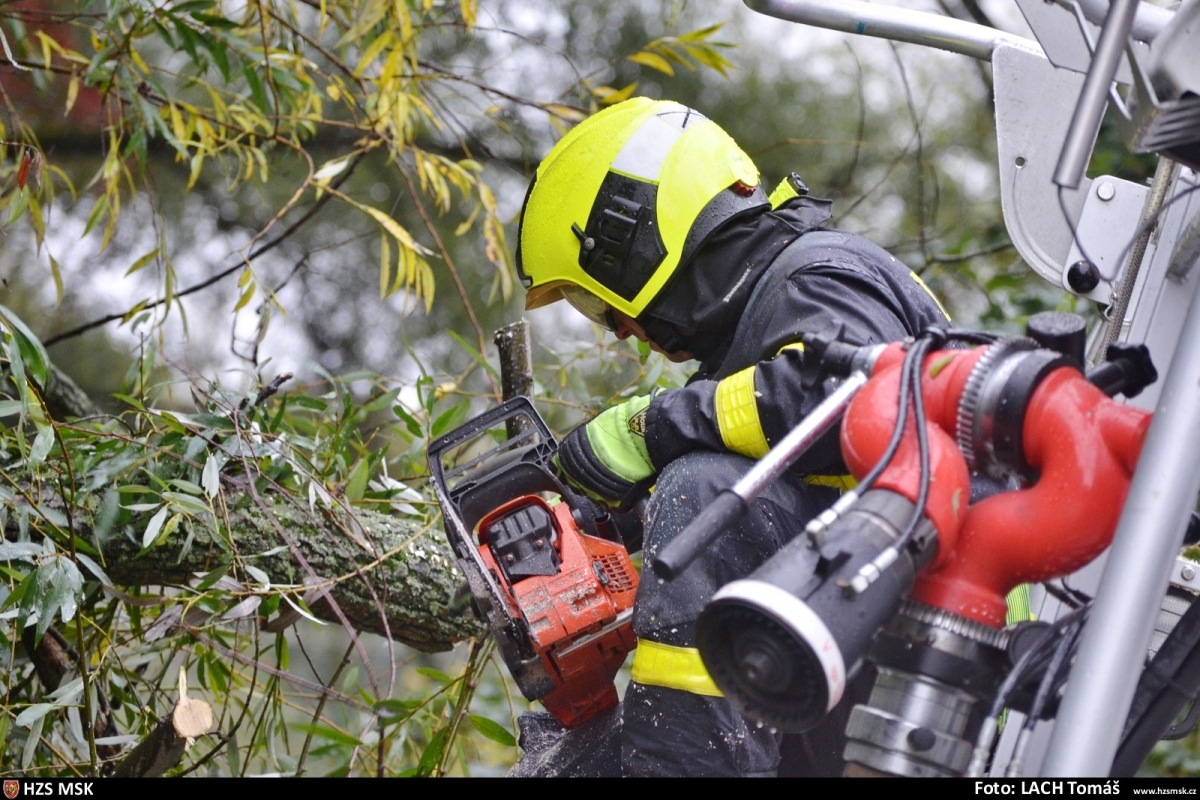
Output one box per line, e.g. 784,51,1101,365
485,503,561,583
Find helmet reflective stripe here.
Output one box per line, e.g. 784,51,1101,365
610,108,709,182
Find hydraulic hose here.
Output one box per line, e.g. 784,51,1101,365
1111,592,1200,776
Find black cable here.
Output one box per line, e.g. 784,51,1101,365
1026,615,1085,729
947,328,1002,345
854,337,918,493
984,606,1091,725
896,336,934,551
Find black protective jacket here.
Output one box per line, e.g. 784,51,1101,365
642,195,950,478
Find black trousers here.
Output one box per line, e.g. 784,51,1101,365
622,450,868,777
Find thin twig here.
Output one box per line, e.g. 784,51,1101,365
295,641,355,777
396,164,500,399
44,153,366,347
926,240,1014,263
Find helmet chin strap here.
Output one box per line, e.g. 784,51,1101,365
639,315,706,359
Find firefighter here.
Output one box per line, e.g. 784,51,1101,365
516,97,950,776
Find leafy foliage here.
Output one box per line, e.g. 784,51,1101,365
0,0,1172,780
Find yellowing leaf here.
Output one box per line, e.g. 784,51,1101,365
594,82,638,105
627,51,674,76
543,103,587,122
126,249,159,277
49,255,62,308
233,280,256,311
65,76,80,116
312,158,350,185
379,234,392,298
344,196,432,255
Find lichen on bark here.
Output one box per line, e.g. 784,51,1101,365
95,493,483,651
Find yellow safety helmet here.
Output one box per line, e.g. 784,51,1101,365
516,98,768,326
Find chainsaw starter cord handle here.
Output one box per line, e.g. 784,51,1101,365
652,490,747,580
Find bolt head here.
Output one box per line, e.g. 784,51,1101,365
1182,565,1196,581
1097,181,1116,201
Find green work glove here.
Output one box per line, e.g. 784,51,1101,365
556,394,655,505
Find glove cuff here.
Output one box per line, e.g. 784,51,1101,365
559,424,634,501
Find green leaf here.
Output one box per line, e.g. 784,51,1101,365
416,667,453,685
163,491,211,515
344,459,369,503
125,248,160,276
242,63,267,112
191,12,240,30
295,723,362,748
168,479,204,495
374,698,420,723
141,507,169,549
392,405,422,437
26,556,83,645
22,714,44,768
226,726,240,776
193,565,229,592
446,330,500,380
431,400,469,438
415,728,449,776
170,0,217,12
75,552,111,586
28,425,54,467
468,714,516,747
3,572,35,611
361,388,402,414
0,305,50,387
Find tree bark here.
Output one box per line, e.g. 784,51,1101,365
43,363,100,420
96,496,483,652
493,319,533,439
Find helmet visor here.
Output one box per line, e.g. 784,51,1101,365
561,285,617,332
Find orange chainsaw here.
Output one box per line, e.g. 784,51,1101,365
427,397,639,728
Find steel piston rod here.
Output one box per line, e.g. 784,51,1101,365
652,370,868,579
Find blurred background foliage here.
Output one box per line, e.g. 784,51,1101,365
0,0,1177,778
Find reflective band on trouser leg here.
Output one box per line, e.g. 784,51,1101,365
804,474,859,492
631,639,724,697
1005,583,1034,624
714,366,769,459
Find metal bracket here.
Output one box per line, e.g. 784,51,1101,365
994,45,1090,290
1013,0,1143,84
1170,556,1200,592
1064,176,1150,303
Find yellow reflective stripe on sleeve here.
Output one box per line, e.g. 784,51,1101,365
804,474,859,492
630,639,724,697
714,366,770,459
777,342,805,356
909,270,951,321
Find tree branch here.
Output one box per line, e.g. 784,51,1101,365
88,497,482,652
